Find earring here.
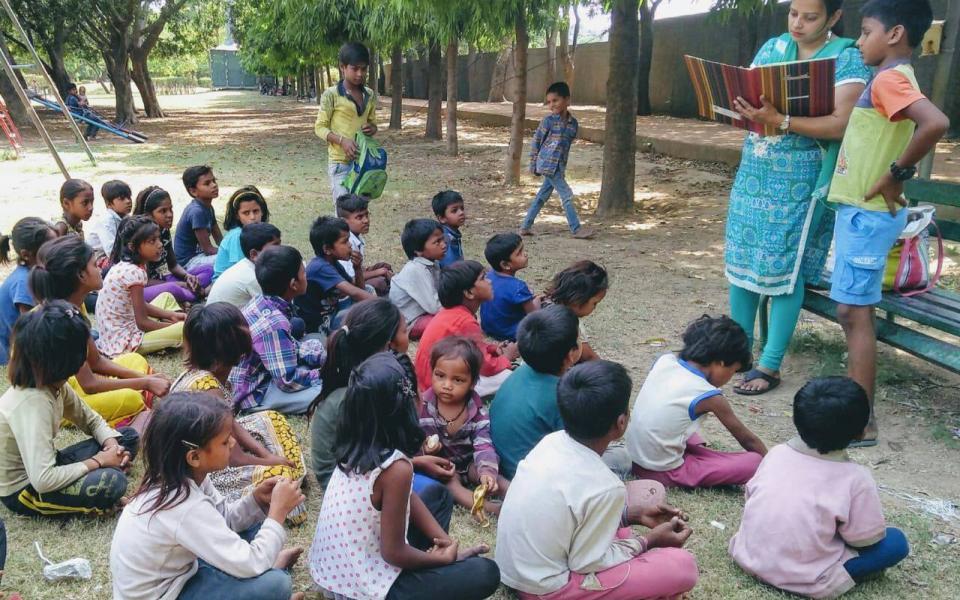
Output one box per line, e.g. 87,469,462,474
827,30,833,41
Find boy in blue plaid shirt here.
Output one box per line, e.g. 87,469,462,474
520,82,593,239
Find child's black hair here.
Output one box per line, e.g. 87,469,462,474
431,190,464,219
30,236,94,302
60,178,92,203
484,232,523,271
101,180,132,205
861,0,933,48
438,260,485,308
223,185,270,230
315,298,402,412
110,215,160,265
334,351,424,475
546,260,608,307
255,244,303,296
430,336,482,385
678,315,752,371
133,186,171,217
400,218,442,259
793,377,870,453
64,82,78,94
336,193,369,218
135,392,232,513
8,300,89,388
557,360,632,440
517,304,580,375
182,165,213,194
338,41,370,67
546,81,571,98
183,303,253,372
309,216,350,257
3,217,54,266
240,223,282,259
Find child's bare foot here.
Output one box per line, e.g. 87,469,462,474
274,547,303,570
457,543,490,561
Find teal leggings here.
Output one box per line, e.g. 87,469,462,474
729,280,806,372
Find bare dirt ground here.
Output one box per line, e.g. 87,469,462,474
0,91,958,598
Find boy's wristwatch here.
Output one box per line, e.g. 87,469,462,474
890,161,917,181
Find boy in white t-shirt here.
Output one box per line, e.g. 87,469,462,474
627,315,766,488
335,193,392,296
207,224,281,308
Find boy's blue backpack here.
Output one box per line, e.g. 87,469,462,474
344,133,388,199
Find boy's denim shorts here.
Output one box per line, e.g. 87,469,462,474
829,204,908,306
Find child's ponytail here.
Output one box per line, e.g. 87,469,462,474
0,232,10,265
29,236,94,302
8,217,56,267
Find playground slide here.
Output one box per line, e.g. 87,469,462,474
29,94,148,144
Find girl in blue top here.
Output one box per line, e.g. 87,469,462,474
0,218,57,365
214,186,270,280
725,0,871,396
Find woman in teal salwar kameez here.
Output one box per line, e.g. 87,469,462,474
725,0,871,395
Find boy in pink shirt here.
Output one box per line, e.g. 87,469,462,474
729,377,909,598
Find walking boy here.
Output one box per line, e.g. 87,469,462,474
829,0,948,446
521,81,592,239
315,42,378,210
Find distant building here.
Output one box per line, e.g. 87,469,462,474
209,42,258,90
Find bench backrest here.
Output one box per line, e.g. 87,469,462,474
905,179,960,242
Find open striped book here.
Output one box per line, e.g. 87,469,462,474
684,55,836,136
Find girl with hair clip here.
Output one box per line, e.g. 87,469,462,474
0,217,56,365
0,301,140,518
111,393,306,600
96,215,186,357
133,185,212,305
30,236,169,429
542,260,609,362
53,178,95,238
214,186,271,280
308,351,501,600
170,302,308,524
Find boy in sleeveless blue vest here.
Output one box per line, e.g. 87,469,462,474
828,0,949,447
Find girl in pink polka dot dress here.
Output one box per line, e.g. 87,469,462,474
308,351,501,600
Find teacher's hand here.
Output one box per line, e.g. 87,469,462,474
733,95,784,127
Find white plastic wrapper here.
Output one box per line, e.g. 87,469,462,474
35,541,92,581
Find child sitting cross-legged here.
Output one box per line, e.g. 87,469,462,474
0,301,139,518
296,216,375,334
110,392,306,600
31,236,170,428
489,305,581,480
229,245,325,415
170,302,307,524
308,351,501,600
414,260,518,398
479,232,538,342
432,190,466,268
207,223,282,308
336,193,393,296
627,315,766,488
389,218,447,340
496,360,699,600
134,185,212,306
214,186,271,280
96,216,186,357
87,179,133,269
420,336,509,516
0,217,56,365
542,260,609,362
729,377,910,598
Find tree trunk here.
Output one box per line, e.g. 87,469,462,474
465,43,476,101
103,36,138,124
636,0,657,116
390,45,403,130
559,2,580,87
545,25,558,87
505,10,528,185
41,43,72,96
314,67,323,104
488,38,512,102
368,51,379,91
597,0,639,216
425,40,442,140
0,37,31,129
446,38,459,155
404,49,416,98
130,50,163,118
378,53,386,95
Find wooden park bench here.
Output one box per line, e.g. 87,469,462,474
764,178,960,374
